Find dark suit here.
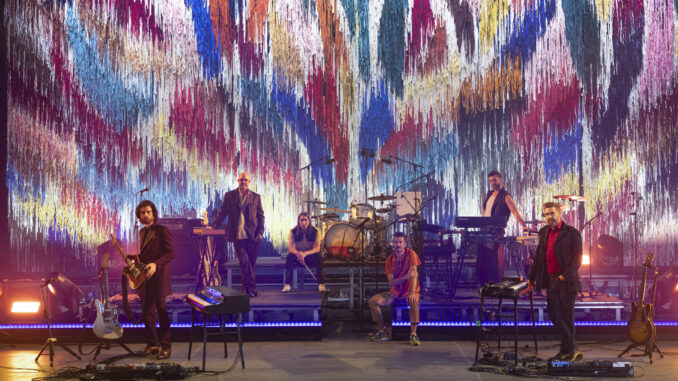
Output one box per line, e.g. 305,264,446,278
528,221,582,354
138,224,175,350
214,188,265,293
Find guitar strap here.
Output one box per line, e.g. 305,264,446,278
121,274,140,324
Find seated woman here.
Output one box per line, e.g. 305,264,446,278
282,212,326,293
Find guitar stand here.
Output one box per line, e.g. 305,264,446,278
92,338,135,361
618,339,664,364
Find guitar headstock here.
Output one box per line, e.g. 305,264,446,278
102,253,110,269
643,253,654,267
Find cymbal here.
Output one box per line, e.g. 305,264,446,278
319,213,340,219
368,194,396,201
320,207,350,213
304,199,328,205
569,195,589,202
553,195,572,200
376,207,394,213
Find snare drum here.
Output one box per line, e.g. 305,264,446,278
323,223,365,260
350,203,375,225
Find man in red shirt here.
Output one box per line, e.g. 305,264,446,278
526,202,583,361
368,232,422,346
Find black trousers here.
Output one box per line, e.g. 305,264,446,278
476,243,503,285
547,276,577,353
141,286,171,349
285,252,324,284
234,239,260,292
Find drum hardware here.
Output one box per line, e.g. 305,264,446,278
316,213,340,220
376,207,394,214
319,207,350,214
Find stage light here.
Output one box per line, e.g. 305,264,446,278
582,254,590,266
674,282,678,292
44,272,85,322
11,301,40,313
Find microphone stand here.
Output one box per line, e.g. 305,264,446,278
301,156,333,214
580,211,603,296
35,279,81,366
630,193,643,302
352,217,372,332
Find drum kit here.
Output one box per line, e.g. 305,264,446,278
305,194,399,261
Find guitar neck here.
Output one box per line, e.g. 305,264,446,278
639,266,649,305
103,267,110,309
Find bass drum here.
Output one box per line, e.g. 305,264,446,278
323,223,364,260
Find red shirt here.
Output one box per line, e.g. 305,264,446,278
385,248,421,297
546,221,562,275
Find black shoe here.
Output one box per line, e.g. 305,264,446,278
143,345,159,356
157,348,171,360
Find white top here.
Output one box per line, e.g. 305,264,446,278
483,193,497,217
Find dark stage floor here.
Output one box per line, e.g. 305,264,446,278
2,323,678,380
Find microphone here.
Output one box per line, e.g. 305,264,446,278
137,187,149,194
41,277,57,287
359,149,375,158
324,157,335,164
631,191,643,200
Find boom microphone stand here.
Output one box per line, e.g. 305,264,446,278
581,211,603,296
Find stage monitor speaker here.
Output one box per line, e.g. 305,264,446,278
157,218,203,277
592,235,624,274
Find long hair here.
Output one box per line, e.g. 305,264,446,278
292,212,317,242
135,200,159,221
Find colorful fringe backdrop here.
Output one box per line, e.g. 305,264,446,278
4,0,678,273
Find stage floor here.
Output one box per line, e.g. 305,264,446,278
2,326,677,380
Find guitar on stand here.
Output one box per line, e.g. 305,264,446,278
110,233,148,289
93,254,123,340
619,252,663,363
91,253,135,360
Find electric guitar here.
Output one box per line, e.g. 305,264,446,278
93,253,123,339
110,233,148,290
626,253,656,346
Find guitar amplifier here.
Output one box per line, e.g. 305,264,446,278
548,359,634,377
157,218,203,276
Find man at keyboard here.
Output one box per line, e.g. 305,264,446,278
526,202,583,362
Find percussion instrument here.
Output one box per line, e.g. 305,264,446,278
350,203,376,225
323,223,364,260
319,207,350,214
368,194,396,201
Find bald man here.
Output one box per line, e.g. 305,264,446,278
213,172,265,297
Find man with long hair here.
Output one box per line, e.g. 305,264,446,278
135,200,175,359
282,212,325,293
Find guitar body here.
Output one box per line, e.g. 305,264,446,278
627,302,655,345
93,299,123,340
123,255,148,290
625,253,656,347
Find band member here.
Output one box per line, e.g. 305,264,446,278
282,212,326,293
368,232,422,346
136,200,175,359
213,172,265,297
477,170,528,284
526,202,583,361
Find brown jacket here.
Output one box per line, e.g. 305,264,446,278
138,224,175,297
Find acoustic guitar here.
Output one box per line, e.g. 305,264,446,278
93,253,123,339
110,233,148,290
626,253,656,346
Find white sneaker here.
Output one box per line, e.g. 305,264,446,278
281,284,291,293
318,284,326,293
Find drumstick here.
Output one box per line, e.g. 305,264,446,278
301,257,319,282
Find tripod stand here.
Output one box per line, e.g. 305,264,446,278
35,280,81,366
